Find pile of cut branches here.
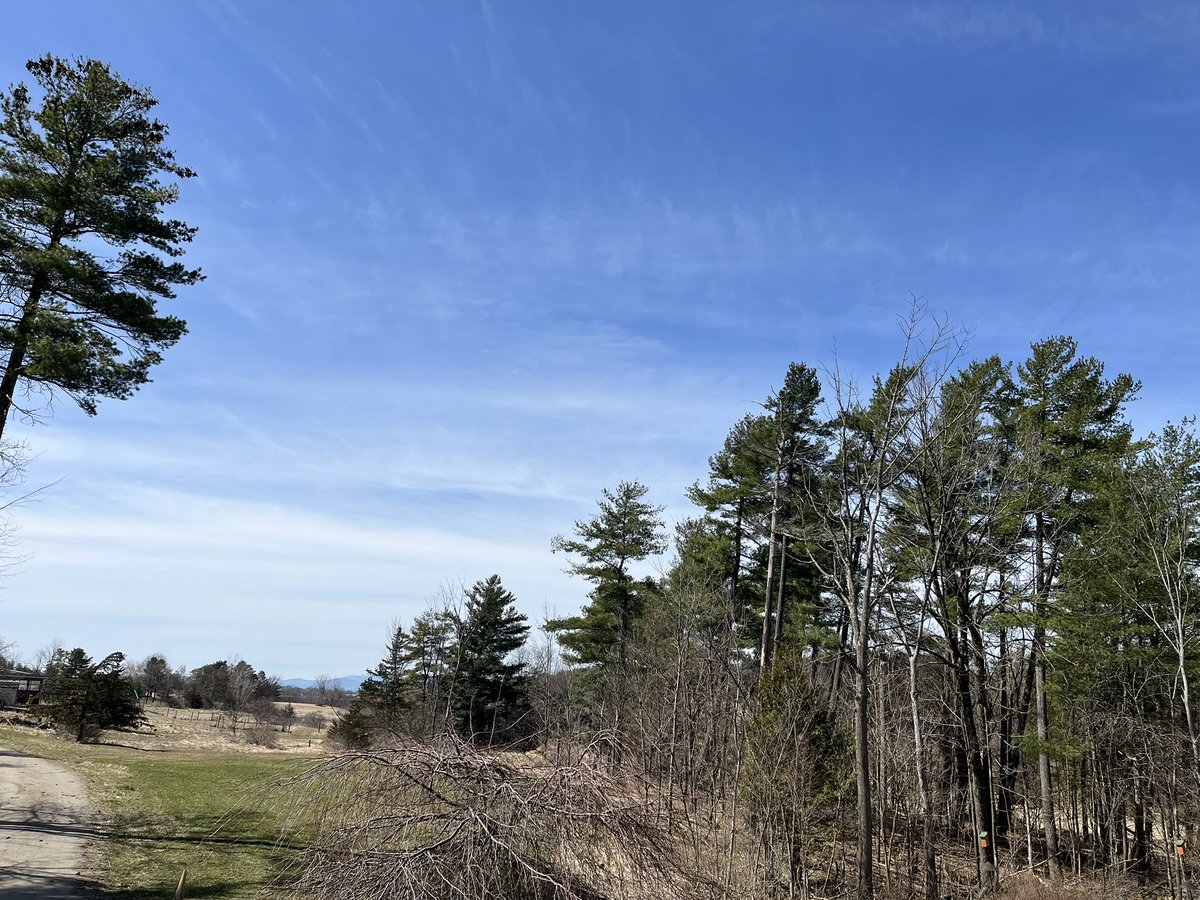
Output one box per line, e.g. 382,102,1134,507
277,735,714,900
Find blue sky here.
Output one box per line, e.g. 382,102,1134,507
0,1,1196,677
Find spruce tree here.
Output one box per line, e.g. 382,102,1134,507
359,621,411,730
451,575,530,744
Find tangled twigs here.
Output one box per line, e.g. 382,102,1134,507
275,734,716,900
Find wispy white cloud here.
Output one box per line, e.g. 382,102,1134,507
3,0,1198,683
899,1,1200,57
905,3,1048,49
1,485,581,675
1129,96,1200,117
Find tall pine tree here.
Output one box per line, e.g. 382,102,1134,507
0,55,200,438
549,480,666,676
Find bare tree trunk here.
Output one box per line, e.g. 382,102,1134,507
829,605,850,710
729,500,743,627
996,626,1034,845
1033,513,1061,881
771,536,789,660
947,612,997,893
855,591,874,900
1175,610,1200,801
1036,654,1061,880
886,575,939,900
760,466,782,672
908,645,938,900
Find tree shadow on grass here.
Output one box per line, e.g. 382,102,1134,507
93,740,168,752
0,813,104,840
73,809,307,900
4,869,254,899
112,808,306,852
84,877,265,899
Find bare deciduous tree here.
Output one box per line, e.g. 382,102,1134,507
798,303,965,900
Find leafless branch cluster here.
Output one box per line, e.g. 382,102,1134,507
277,734,717,900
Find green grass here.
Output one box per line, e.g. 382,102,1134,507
0,725,319,899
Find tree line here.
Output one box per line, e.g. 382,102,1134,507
337,313,1200,899
13,647,309,739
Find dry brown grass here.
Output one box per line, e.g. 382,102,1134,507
96,700,339,753
999,872,1151,900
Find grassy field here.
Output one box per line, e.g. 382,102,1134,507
103,700,337,754
0,723,321,899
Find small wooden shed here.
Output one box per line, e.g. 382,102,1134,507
0,670,44,708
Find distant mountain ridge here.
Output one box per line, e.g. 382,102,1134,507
281,675,365,691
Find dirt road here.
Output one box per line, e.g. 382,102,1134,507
0,746,95,898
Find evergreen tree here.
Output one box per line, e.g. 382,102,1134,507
451,575,530,744
548,480,667,676
405,608,456,699
756,362,827,669
328,701,375,749
0,55,201,438
185,659,229,708
687,413,774,633
358,621,412,731
1011,336,1138,878
42,648,146,742
1070,423,1200,789
666,516,743,638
